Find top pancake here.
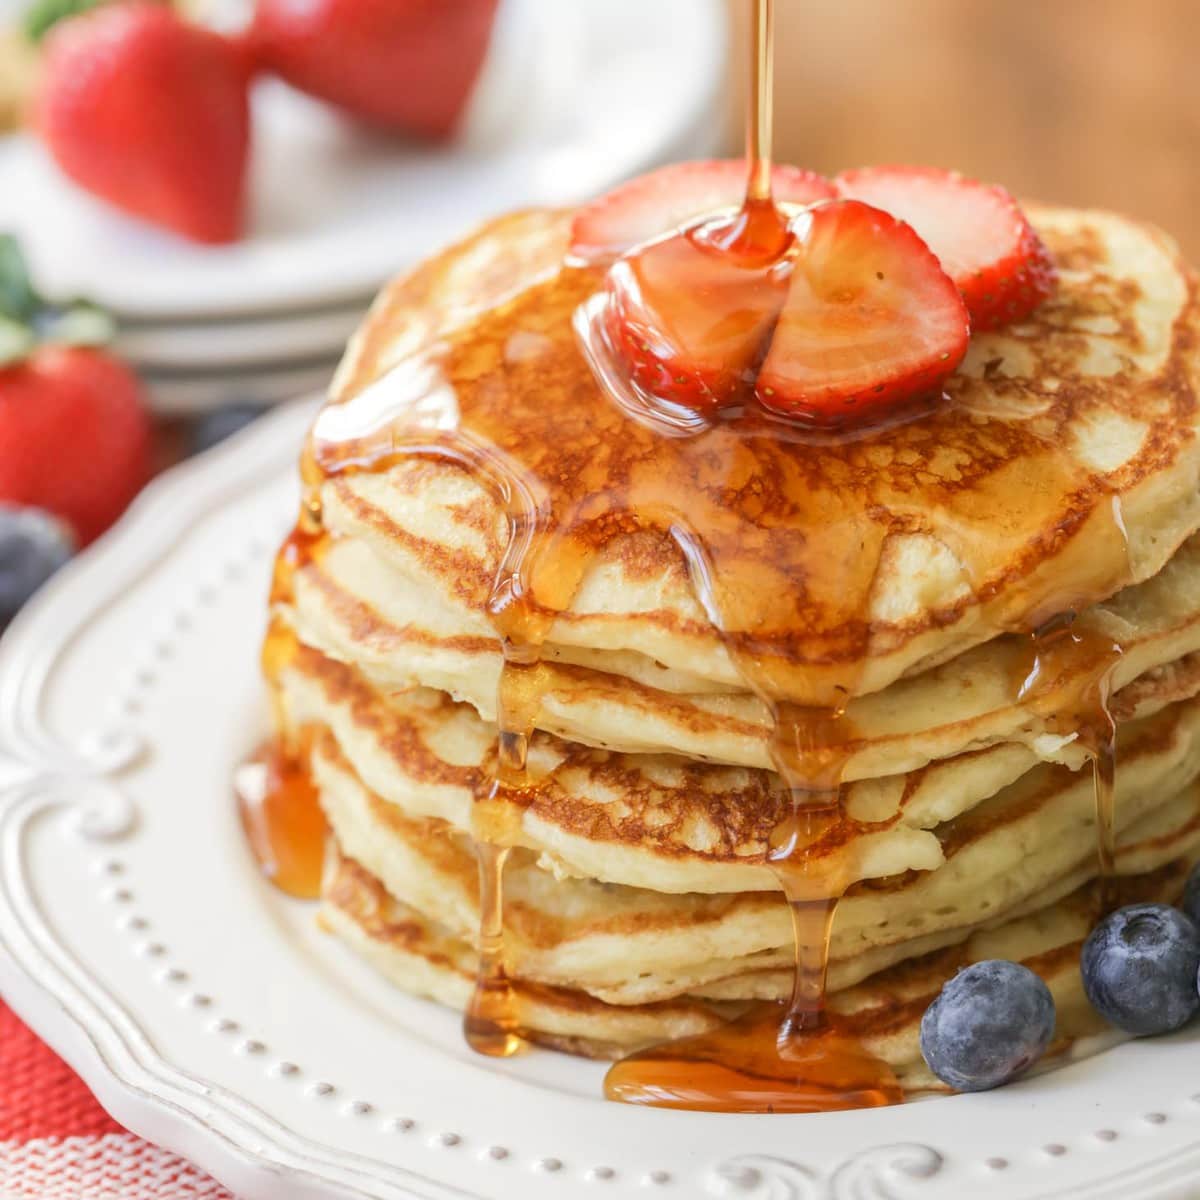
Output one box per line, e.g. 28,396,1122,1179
312,203,1200,707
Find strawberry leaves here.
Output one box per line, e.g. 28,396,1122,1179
0,233,115,367
0,234,37,325
0,236,38,367
23,0,114,43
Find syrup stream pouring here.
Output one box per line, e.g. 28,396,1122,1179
602,0,902,1111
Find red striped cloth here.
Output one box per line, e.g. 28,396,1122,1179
0,1000,232,1198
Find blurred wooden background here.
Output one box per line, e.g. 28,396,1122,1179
728,0,1200,258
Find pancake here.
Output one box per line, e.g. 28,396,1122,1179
320,850,1195,1088
281,529,1200,776
278,636,1200,896
312,722,1200,1003
262,189,1200,1099
312,204,1200,709
319,854,738,1061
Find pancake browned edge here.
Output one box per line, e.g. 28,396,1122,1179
261,199,1200,1090
319,849,1198,1091
280,637,1200,906
302,710,1200,1005
318,204,1200,708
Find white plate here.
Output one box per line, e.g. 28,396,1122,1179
2,399,1200,1200
0,0,727,320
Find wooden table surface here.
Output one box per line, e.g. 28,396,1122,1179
728,0,1200,259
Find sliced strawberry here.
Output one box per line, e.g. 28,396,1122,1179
570,160,834,262
834,165,1056,330
756,199,969,425
605,229,790,411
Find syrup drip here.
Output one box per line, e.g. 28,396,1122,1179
247,0,1149,1112
238,466,333,901
766,702,854,1037
744,0,773,206
604,676,901,1111
1018,611,1125,908
459,432,593,1056
235,733,328,900
462,646,549,1057
464,840,520,1055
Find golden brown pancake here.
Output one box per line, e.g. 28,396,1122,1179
312,205,1200,708
277,636,1200,897
263,196,1200,1083
310,720,1200,1003
281,529,1200,775
320,850,1196,1091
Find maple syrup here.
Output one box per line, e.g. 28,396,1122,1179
744,0,774,207
596,0,900,1111
1017,608,1125,907
462,647,550,1057
605,1002,900,1114
598,0,792,419
235,733,328,900
239,460,333,901
463,841,521,1055
246,0,1151,1112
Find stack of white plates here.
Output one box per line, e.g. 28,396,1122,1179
106,299,370,416
0,0,729,413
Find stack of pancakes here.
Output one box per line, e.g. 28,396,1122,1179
268,202,1200,1090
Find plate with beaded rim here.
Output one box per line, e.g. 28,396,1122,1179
2,399,1200,1200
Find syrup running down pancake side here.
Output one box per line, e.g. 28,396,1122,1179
238,488,334,902
283,233,1135,1109
1018,610,1127,910
238,617,329,901
241,0,1179,1113
599,0,900,1108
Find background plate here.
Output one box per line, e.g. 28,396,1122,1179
0,0,728,320
113,302,369,372
2,401,1200,1200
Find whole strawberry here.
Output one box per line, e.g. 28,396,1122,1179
0,236,150,546
36,2,250,244
0,348,150,545
250,0,499,140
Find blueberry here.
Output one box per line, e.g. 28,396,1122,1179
1181,863,1200,927
0,505,74,621
920,960,1055,1091
188,403,266,456
1081,902,1200,1035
